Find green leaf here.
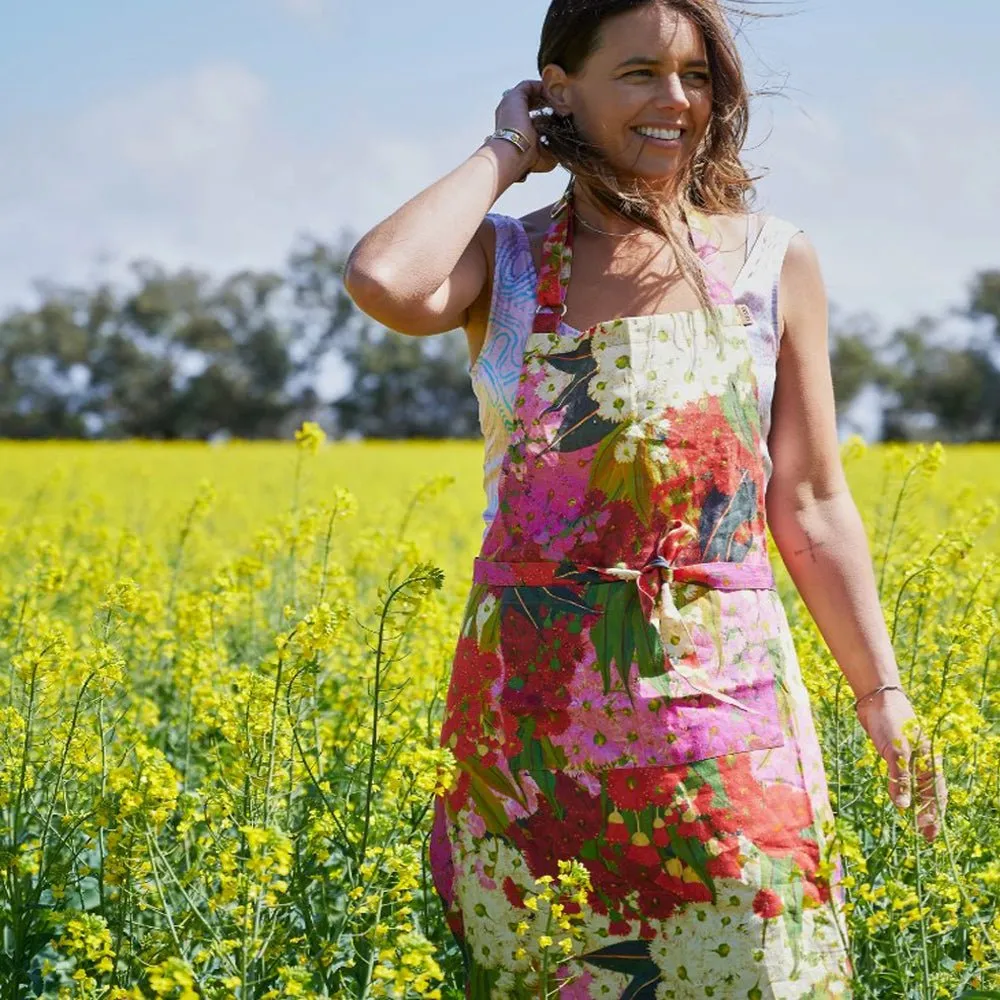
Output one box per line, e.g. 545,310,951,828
460,582,488,636
536,734,569,770
468,954,502,997
590,582,636,699
458,755,527,809
629,587,665,682
780,877,805,974
691,757,729,811
666,825,717,905
460,763,518,835
542,348,620,453
532,767,561,816
718,358,760,456
697,587,725,676
479,594,501,652
589,425,661,525
699,478,758,563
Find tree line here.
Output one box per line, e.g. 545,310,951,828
1,229,998,441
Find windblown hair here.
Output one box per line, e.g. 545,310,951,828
534,0,771,318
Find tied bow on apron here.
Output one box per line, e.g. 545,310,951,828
586,520,761,714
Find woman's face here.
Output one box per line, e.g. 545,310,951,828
543,4,714,185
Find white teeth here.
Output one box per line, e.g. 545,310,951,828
635,127,682,141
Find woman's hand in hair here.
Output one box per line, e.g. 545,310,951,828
497,81,559,178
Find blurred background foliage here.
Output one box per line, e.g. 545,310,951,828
1,234,999,443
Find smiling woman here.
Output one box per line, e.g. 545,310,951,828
525,0,754,321
343,0,946,996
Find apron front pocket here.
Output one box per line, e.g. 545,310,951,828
495,580,786,776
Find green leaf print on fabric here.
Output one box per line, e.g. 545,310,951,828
479,594,501,651
467,954,502,999
691,585,726,677
461,762,518,837
591,422,665,526
459,755,530,814
666,823,718,904
694,755,731,810
630,594,674,685
540,347,620,454
499,583,595,634
718,355,762,457
460,582,489,637
508,715,570,780
590,581,664,702
699,474,759,563
579,940,661,1000
782,877,807,975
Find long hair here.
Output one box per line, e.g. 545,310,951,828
534,0,770,318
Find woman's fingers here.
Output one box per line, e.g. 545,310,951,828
888,732,948,842
882,734,912,810
865,704,947,842
913,745,947,842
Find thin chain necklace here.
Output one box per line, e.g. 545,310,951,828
572,207,688,242
573,210,647,240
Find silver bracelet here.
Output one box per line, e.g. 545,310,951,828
853,683,905,711
484,127,531,154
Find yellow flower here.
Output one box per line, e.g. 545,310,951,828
295,421,327,454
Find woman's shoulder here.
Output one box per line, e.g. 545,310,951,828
484,206,551,246
700,208,770,237
489,203,805,270
482,206,555,279
704,209,806,268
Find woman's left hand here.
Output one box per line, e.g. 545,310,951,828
855,688,948,842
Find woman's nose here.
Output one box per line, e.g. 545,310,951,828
656,73,691,109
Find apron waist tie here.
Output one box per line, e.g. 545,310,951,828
472,557,776,591
472,554,777,714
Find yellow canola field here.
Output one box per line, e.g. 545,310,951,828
0,437,996,999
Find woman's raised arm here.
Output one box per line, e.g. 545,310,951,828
343,81,556,337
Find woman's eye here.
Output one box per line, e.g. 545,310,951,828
624,69,710,83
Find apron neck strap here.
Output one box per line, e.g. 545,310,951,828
532,181,575,334
530,180,723,335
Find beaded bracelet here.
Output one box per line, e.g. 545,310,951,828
853,683,905,711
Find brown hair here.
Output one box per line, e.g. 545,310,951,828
534,0,772,320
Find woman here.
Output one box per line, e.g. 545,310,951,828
345,1,948,995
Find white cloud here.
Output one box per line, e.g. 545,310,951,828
0,59,457,401
0,61,440,315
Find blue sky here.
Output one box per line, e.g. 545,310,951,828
3,0,998,431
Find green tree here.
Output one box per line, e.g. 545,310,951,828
876,315,1000,442
334,328,480,439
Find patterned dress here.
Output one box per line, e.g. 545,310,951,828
430,181,854,999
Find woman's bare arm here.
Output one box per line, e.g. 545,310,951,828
764,234,897,700
344,81,554,336
343,139,529,336
765,233,946,841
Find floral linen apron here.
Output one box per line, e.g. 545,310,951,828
430,182,854,999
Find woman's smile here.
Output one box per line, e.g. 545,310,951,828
632,125,686,149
